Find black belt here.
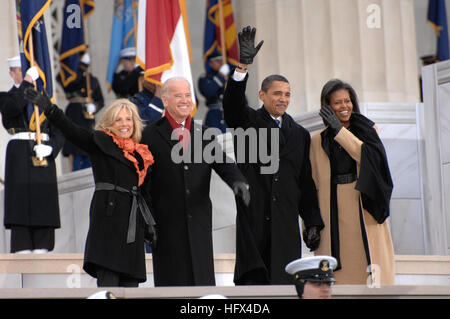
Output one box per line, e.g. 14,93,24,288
333,173,357,184
95,182,156,245
7,128,28,134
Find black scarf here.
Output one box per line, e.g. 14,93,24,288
351,113,393,223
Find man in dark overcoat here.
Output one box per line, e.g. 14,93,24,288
141,77,250,286
222,27,324,285
0,56,64,254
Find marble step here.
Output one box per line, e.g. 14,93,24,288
0,254,448,288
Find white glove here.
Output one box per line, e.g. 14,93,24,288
81,53,90,65
26,66,39,81
219,64,230,76
34,144,53,158
85,103,97,114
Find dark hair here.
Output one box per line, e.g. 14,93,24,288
320,79,360,114
261,74,289,92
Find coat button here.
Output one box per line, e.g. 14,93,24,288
187,213,193,218
184,165,189,170
272,196,277,202
109,202,114,206
265,216,271,221
186,189,190,195
274,176,279,182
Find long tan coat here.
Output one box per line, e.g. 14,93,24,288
310,126,395,285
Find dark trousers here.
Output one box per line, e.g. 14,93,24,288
96,266,139,287
10,226,55,253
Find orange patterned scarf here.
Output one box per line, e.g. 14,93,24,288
104,130,154,186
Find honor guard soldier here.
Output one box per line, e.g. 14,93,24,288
0,57,64,254
198,52,230,133
112,47,143,98
285,256,337,299
58,52,104,171
129,73,164,126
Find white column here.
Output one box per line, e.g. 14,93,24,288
233,0,420,115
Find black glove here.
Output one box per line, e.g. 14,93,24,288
19,80,34,94
23,86,53,112
238,26,264,65
232,181,250,206
303,225,321,251
319,104,343,135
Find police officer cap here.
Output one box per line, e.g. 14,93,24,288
207,52,223,62
120,47,136,59
7,56,21,68
285,256,337,282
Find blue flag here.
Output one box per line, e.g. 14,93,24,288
202,0,238,73
106,0,138,91
59,0,95,88
18,0,53,130
428,0,450,61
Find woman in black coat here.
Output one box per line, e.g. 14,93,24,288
23,82,156,287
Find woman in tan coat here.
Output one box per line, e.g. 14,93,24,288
310,79,395,285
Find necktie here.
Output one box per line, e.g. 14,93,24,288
274,118,281,128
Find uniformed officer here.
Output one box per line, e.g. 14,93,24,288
129,74,164,126
197,52,230,133
285,256,337,299
112,47,142,98
0,57,64,253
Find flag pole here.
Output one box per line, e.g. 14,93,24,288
28,31,41,146
132,1,143,92
28,29,47,166
218,0,227,63
80,1,94,119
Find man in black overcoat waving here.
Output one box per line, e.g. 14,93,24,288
223,26,324,285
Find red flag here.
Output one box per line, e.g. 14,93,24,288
137,0,196,114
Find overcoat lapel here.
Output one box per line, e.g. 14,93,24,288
155,117,179,149
279,115,297,157
255,108,281,157
256,107,298,158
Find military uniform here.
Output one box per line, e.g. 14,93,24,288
112,47,142,98
198,69,227,133
129,87,164,125
0,84,64,253
112,67,142,98
285,255,337,299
